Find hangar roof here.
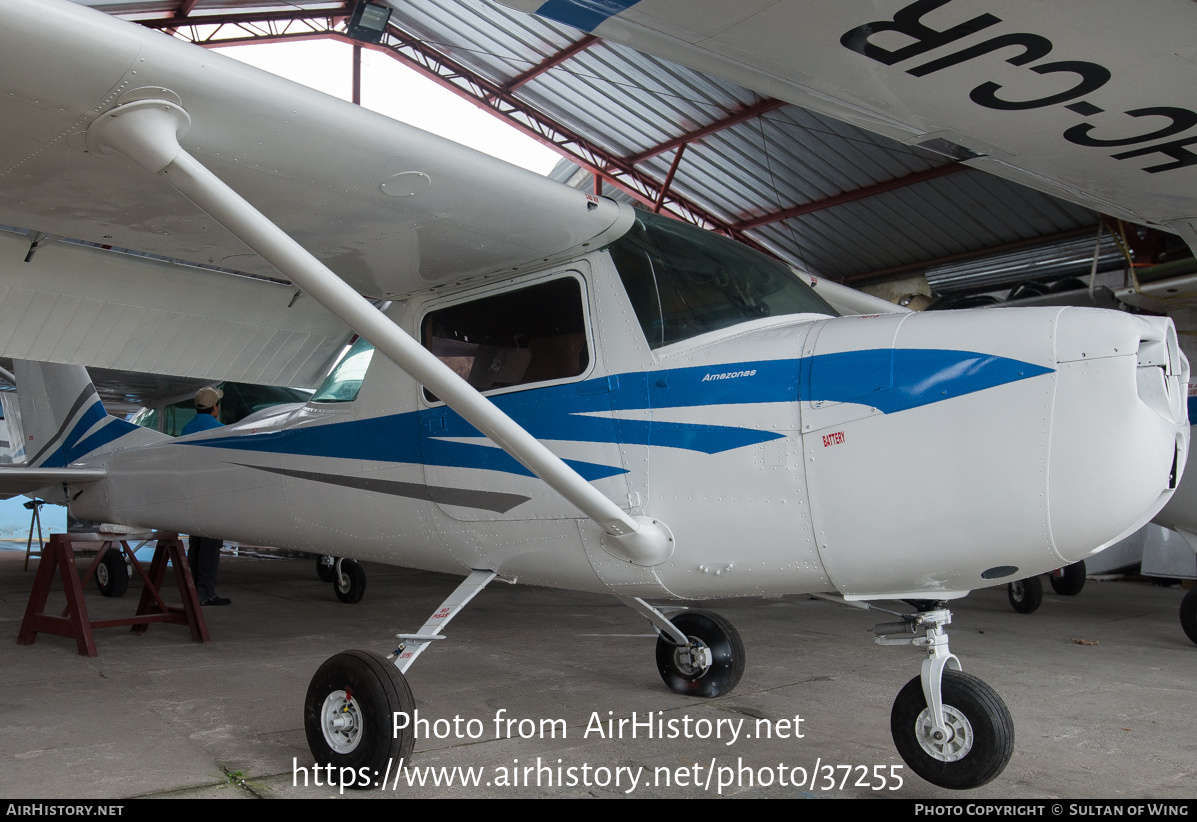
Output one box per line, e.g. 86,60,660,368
70,0,1104,291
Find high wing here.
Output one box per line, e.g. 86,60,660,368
504,0,1197,253
0,0,624,303
0,0,658,552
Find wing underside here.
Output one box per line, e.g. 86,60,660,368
0,0,625,302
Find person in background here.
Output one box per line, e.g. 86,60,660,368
181,386,230,606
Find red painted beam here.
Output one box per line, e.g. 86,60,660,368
501,35,598,93
626,98,788,166
733,163,967,230
653,144,686,214
159,0,202,36
139,7,350,30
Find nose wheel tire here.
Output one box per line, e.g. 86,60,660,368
1049,562,1086,596
891,670,1014,790
316,555,338,583
1007,576,1042,613
334,558,367,604
655,610,745,698
304,650,415,789
1180,588,1197,646
95,548,129,598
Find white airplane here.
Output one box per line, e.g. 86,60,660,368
501,0,1197,260
506,0,1197,650
0,0,1189,791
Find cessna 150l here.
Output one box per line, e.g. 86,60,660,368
0,0,1189,790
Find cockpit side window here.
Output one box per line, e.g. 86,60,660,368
607,210,837,348
421,276,589,401
311,337,375,403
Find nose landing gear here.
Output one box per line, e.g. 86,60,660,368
875,605,1014,789
891,670,1014,789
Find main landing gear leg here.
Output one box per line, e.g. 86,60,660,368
620,597,746,699
873,604,1014,790
304,569,498,789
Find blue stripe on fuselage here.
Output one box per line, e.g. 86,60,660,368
534,0,641,32
40,402,140,468
184,349,1051,478
817,349,1050,413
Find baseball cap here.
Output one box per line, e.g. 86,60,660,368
195,386,224,409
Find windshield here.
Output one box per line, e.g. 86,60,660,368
607,210,837,348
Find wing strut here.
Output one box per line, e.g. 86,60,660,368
87,98,672,566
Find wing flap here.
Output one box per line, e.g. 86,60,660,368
0,230,352,387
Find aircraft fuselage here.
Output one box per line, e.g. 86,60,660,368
69,246,1188,602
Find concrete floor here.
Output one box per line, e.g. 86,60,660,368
1,548,1194,799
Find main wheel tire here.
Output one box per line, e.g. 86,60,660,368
890,670,1015,790
1007,576,1042,614
1180,588,1197,646
304,650,415,789
95,548,129,598
334,559,367,604
1049,561,1086,596
316,555,337,583
655,610,745,698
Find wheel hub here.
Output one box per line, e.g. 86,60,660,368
320,690,363,754
914,704,973,762
96,563,109,587
673,638,713,677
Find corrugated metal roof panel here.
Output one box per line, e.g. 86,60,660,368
926,234,1123,293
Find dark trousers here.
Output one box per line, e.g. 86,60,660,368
187,536,222,601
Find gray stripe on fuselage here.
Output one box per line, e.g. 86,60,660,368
28,384,98,467
230,462,532,514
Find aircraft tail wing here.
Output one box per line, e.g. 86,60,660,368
14,360,169,469
0,466,107,501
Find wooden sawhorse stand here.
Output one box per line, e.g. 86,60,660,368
17,532,209,656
